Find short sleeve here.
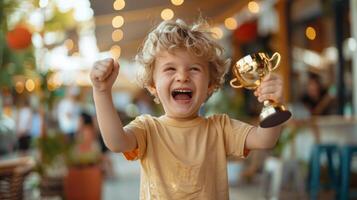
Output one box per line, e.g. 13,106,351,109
219,114,255,158
122,115,148,161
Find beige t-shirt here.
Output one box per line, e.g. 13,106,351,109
123,114,254,200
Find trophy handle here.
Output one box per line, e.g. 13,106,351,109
268,52,281,71
230,78,243,88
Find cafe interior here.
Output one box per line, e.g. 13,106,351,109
0,0,356,199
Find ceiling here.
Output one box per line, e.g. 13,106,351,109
90,0,249,60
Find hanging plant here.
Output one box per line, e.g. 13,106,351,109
6,25,32,50
0,0,35,89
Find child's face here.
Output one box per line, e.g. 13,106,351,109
150,49,213,119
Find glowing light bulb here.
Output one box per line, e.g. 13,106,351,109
161,9,174,20
306,26,316,40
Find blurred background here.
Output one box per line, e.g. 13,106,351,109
0,0,356,199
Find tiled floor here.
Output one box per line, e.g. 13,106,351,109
103,154,141,200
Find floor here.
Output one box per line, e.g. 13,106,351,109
20,151,313,200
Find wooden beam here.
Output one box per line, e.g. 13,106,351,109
94,0,247,26
276,0,291,102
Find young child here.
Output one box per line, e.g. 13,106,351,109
90,19,285,199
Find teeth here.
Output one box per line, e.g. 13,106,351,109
174,89,191,92
172,89,193,98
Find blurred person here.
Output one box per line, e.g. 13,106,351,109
76,112,101,154
15,99,32,153
134,90,155,115
67,111,102,174
301,72,335,115
0,97,16,155
90,19,287,199
29,105,43,138
57,86,81,142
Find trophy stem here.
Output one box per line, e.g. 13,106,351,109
260,102,292,128
263,100,271,107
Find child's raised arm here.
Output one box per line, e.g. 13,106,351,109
90,58,137,152
245,73,285,150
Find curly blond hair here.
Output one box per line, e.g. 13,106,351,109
135,19,230,93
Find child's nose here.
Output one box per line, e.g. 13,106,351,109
176,71,189,82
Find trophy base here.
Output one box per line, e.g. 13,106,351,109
259,105,292,128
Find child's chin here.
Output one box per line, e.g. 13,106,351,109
173,109,199,118
173,99,192,104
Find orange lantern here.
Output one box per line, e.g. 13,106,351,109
6,26,32,50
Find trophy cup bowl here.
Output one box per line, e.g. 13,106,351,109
230,52,292,128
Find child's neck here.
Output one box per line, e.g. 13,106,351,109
162,114,200,121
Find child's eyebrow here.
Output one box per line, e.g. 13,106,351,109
191,63,204,67
191,61,208,68
161,62,176,67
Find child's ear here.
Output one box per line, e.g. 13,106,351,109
146,85,157,96
146,85,161,104
207,83,215,97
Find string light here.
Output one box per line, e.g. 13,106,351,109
15,82,24,94
112,29,124,42
161,8,174,20
306,26,316,40
224,18,237,30
112,16,124,28
25,79,35,92
248,1,260,14
113,0,125,10
171,0,184,6
110,45,121,59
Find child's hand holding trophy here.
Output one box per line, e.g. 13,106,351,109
230,52,291,128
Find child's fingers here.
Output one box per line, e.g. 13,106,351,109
262,73,271,81
105,60,120,83
112,60,120,76
254,90,259,96
96,65,113,81
90,64,106,81
258,93,275,102
257,90,282,103
92,70,107,81
262,73,281,82
92,59,115,81
93,67,110,81
100,59,115,74
259,85,279,95
257,79,283,103
260,78,282,89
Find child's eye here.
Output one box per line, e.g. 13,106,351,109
164,67,175,72
190,66,201,71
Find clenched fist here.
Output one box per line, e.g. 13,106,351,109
90,58,120,92
254,73,284,104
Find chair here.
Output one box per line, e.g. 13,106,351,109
308,144,339,200
0,157,35,200
339,145,357,200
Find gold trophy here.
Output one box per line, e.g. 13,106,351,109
230,52,291,128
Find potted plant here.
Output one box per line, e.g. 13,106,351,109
64,148,103,200
35,131,71,199
63,112,103,200
35,128,103,200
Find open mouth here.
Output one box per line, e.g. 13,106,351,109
171,89,193,101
